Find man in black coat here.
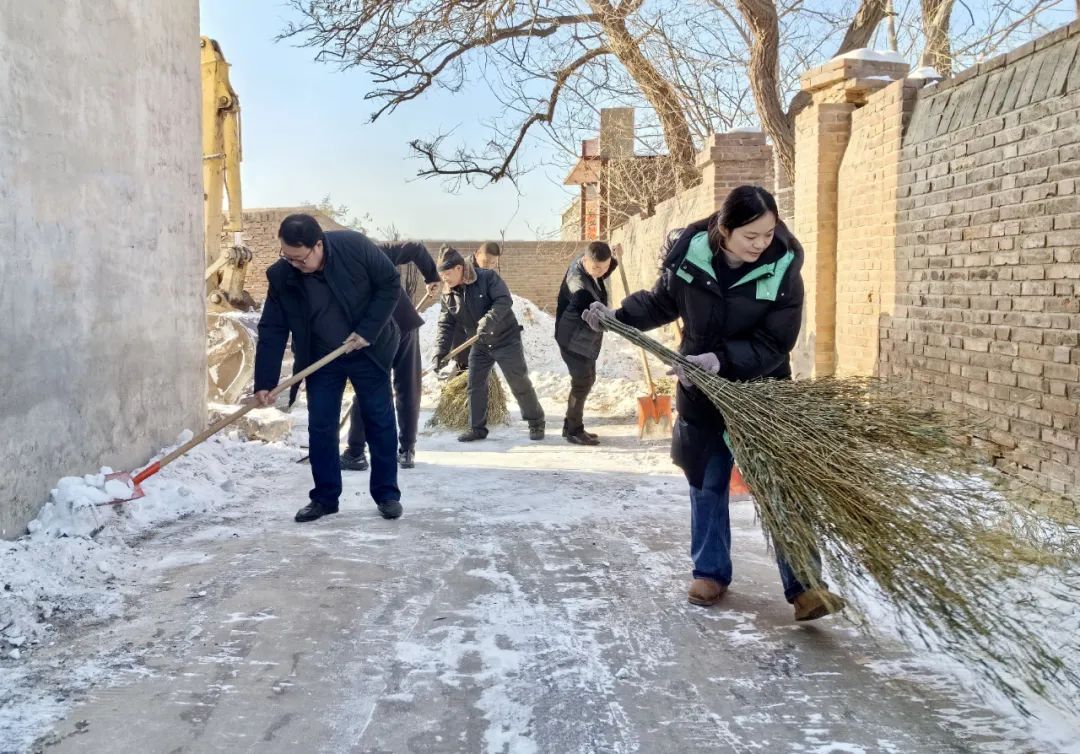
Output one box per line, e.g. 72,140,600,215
432,247,545,442
341,241,441,472
554,241,617,445
445,241,502,376
252,214,403,523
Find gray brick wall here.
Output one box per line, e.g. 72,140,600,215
882,22,1080,494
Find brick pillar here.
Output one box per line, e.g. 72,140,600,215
793,56,909,378
709,131,774,207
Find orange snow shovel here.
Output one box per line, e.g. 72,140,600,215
613,245,672,437
101,342,355,505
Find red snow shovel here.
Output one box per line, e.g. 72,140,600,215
101,342,354,505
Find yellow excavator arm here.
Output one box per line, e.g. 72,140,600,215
201,36,256,405
201,36,253,311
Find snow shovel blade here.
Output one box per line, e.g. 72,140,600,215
100,471,146,505
635,394,672,438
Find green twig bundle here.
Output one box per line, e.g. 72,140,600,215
427,371,509,430
601,314,1079,714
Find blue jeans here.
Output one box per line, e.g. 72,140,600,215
689,446,819,603
305,352,399,507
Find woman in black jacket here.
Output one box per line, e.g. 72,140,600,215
583,186,845,621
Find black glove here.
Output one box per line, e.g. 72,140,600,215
433,353,449,371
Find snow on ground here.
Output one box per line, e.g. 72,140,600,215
3,295,1080,752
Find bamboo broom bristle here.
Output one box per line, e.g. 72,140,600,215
427,371,509,430
599,313,1080,715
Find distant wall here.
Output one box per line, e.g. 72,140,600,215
242,208,583,313
419,240,583,312
0,1,205,537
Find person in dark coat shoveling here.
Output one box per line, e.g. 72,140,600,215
252,214,403,523
582,185,846,621
340,241,442,472
554,241,617,445
432,246,546,442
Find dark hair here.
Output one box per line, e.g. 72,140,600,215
278,213,325,248
585,241,612,262
708,185,779,250
478,241,501,257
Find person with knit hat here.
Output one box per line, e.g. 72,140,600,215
433,246,546,442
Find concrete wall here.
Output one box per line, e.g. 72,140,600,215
0,1,205,537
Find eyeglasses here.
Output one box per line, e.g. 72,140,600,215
280,246,317,267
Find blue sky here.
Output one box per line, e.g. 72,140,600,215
199,1,576,240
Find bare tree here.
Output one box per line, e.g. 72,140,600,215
732,0,889,185
921,0,956,69
283,0,1069,198
281,1,701,190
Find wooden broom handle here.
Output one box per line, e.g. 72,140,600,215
421,334,480,377
613,245,658,398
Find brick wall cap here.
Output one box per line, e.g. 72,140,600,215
801,54,910,93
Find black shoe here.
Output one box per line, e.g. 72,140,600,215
584,430,598,440
295,501,339,523
398,449,415,469
340,449,369,471
566,430,599,446
529,422,545,441
376,500,403,519
458,427,488,442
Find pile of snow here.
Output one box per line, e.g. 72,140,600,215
0,431,295,654
835,48,909,65
417,295,670,416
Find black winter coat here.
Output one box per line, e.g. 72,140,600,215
555,255,618,360
616,218,805,487
434,264,522,356
255,230,401,400
381,241,439,333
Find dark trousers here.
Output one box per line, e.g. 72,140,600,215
690,448,820,603
559,346,597,435
306,353,399,506
347,328,421,454
469,336,545,429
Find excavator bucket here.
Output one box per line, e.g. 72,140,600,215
636,393,672,438
206,313,256,404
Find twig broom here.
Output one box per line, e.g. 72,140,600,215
600,313,1079,714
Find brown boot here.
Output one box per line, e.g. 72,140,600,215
687,577,727,606
793,588,847,621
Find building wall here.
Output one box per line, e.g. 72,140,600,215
882,23,1080,493
0,1,205,537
